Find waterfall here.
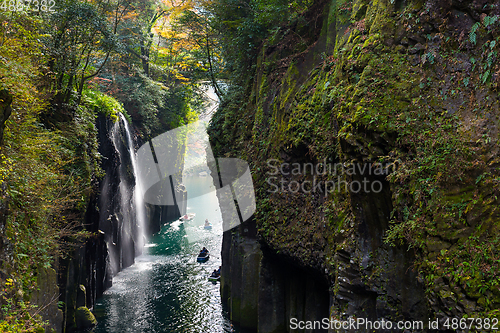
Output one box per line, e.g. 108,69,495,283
105,113,147,275
119,113,147,252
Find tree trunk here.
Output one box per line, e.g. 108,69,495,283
141,44,150,77
206,38,223,101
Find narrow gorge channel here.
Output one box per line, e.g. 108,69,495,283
93,176,232,332
92,100,247,332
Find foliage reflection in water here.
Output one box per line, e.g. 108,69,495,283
93,176,240,333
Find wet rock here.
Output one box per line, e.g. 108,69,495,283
459,298,477,314
75,306,97,330
426,237,451,252
410,55,421,66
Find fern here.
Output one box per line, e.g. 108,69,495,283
483,15,499,28
482,70,490,84
487,51,494,67
469,31,476,44
471,22,481,33
484,16,491,27
427,52,435,64
469,22,480,44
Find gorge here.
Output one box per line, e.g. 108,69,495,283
1,0,500,332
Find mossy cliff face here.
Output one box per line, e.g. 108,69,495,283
31,267,64,333
209,0,500,330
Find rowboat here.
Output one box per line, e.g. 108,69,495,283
208,275,220,282
197,252,209,263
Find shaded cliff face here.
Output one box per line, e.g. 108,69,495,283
210,0,500,330
58,115,128,332
59,115,144,332
59,113,188,332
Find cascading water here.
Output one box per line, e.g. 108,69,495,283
106,113,147,275
119,113,147,252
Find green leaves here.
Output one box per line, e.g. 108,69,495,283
482,15,498,28
46,0,122,103
469,22,480,45
82,88,125,121
423,51,435,64
481,69,490,84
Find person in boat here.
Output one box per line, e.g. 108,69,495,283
205,219,210,227
199,247,208,256
210,269,219,278
183,214,189,219
216,266,221,276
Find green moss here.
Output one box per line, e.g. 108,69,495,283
81,88,128,122
209,0,500,321
75,306,97,330
230,297,241,323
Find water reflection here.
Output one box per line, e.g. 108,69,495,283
93,177,239,333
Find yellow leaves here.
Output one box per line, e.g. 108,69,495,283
154,0,194,34
122,10,139,21
162,0,194,12
168,65,192,84
176,74,191,82
0,153,14,184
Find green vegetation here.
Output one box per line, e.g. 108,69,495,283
75,306,97,330
2,0,500,329
0,0,209,331
208,0,500,322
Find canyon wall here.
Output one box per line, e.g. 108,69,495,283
209,0,500,331
58,114,186,332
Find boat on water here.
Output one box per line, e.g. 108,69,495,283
197,248,210,262
208,267,221,281
180,213,195,221
197,252,209,262
208,275,220,282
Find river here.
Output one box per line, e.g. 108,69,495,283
93,175,240,333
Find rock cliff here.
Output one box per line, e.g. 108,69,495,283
209,0,500,331
58,114,186,332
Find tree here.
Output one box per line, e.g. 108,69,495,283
47,0,128,107
174,7,226,99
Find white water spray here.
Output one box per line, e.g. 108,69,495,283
107,114,147,272
119,113,147,251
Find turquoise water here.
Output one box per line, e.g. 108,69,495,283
93,176,239,333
